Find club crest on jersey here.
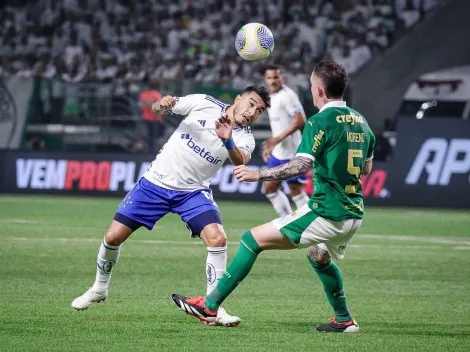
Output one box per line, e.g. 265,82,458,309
182,134,222,165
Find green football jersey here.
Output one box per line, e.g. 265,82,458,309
296,101,376,221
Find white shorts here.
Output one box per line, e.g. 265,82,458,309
272,204,362,259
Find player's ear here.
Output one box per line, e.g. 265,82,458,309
234,94,241,104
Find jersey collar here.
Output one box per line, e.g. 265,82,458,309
319,100,346,112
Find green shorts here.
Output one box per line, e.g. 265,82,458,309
272,204,362,259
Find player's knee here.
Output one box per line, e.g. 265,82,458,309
104,229,125,246
241,230,263,254
307,245,330,264
288,183,302,197
264,181,279,195
205,230,227,247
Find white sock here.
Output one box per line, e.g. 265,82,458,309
206,246,227,295
266,190,292,217
92,238,120,293
292,192,309,210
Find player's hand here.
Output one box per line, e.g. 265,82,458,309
152,96,176,113
262,148,271,163
263,136,280,153
215,114,233,141
233,165,260,182
262,136,280,162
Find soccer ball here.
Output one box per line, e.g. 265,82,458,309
234,23,275,61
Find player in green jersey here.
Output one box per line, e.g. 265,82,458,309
172,60,376,333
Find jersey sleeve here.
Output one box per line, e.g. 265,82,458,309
170,94,203,116
237,130,256,162
286,92,306,120
366,132,376,161
295,117,327,162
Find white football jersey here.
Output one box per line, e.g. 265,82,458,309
143,94,255,191
267,85,306,160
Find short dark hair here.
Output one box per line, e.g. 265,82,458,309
242,85,271,108
313,60,348,99
263,65,281,75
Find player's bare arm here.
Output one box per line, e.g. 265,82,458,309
363,159,373,176
234,156,311,182
215,115,249,165
263,112,306,161
151,96,176,114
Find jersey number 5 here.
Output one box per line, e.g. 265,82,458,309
345,149,363,194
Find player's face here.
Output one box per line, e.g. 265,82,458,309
264,69,283,93
310,73,325,109
233,92,267,126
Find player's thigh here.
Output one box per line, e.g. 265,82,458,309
251,222,297,250
174,188,222,237
114,177,170,231
322,218,362,260
104,220,134,246
273,206,358,259
263,180,282,194
272,203,320,246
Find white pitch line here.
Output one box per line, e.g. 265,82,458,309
356,234,470,246
0,219,40,224
3,237,467,251
7,237,211,245
2,219,469,244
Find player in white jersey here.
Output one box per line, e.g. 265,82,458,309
71,86,270,327
262,65,310,217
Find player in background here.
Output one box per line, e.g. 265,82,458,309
262,65,309,216
72,86,270,327
172,61,376,333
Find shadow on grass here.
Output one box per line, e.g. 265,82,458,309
280,321,470,337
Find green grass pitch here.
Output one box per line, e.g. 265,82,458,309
0,195,469,352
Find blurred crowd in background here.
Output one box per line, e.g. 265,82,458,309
1,0,440,95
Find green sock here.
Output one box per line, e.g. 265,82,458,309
307,256,352,323
206,230,262,311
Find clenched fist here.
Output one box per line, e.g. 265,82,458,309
152,96,176,113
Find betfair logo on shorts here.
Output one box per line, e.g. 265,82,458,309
312,130,325,153
181,134,222,165
336,113,364,125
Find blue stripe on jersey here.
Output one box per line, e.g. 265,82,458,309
233,125,252,134
205,95,227,111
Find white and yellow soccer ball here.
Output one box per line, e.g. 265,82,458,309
234,23,275,61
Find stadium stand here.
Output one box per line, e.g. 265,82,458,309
1,0,441,94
